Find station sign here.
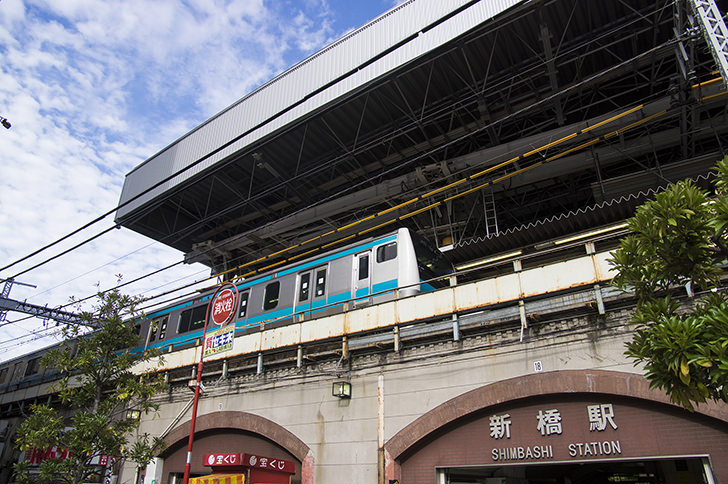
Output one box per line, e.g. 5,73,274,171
487,401,622,462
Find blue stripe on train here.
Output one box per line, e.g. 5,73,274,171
143,233,396,320
138,277,398,353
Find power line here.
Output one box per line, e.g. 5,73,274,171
0,1,676,282
0,0,497,278
0,7,698,346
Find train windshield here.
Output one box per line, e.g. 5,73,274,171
411,232,453,288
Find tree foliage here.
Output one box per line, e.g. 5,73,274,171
609,156,728,411
13,286,167,484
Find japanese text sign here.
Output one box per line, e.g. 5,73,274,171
242,453,295,474
203,324,235,358
203,453,241,467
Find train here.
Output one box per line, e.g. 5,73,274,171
135,227,453,354
0,228,453,391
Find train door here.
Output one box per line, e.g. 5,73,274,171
352,251,371,308
295,271,312,319
311,265,328,314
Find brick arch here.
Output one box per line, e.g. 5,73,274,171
384,369,728,460
162,410,310,463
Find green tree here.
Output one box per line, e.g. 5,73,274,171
609,156,728,411
13,286,166,484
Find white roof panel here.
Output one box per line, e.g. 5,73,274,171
116,0,524,220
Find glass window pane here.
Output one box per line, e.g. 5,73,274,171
239,292,249,317
315,269,326,297
264,281,280,310
299,273,310,302
179,306,207,334
358,255,369,280
376,242,397,262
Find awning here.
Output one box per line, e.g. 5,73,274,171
189,474,245,484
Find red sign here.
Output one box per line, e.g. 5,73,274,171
26,446,108,466
211,288,236,326
242,453,295,474
203,453,241,467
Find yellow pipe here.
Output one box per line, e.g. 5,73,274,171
216,101,672,282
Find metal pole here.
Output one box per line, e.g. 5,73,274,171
181,313,209,484
182,282,237,484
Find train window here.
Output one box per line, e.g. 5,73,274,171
149,320,159,342
24,357,40,377
315,268,326,297
358,255,369,280
178,305,207,334
148,317,168,342
158,317,167,340
263,282,280,310
239,291,250,317
0,368,7,384
376,242,397,263
411,231,454,288
298,273,310,302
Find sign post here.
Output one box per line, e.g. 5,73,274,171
182,282,238,484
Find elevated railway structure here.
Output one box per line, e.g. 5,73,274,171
115,0,728,279
3,0,728,483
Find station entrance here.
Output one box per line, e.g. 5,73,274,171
387,371,728,484
438,457,714,484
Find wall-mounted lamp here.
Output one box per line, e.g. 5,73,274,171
332,381,351,399
126,409,141,420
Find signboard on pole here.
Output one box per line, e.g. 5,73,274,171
203,324,235,357
211,287,236,326
203,283,238,358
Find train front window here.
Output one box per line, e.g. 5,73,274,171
178,305,207,334
376,242,397,263
411,232,454,287
263,281,280,310
299,273,310,302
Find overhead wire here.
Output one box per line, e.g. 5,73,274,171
0,66,719,340
0,0,500,278
0,85,714,351
0,6,710,346
0,0,676,283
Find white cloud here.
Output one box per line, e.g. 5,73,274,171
0,0,387,361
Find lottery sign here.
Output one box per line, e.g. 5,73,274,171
203,453,241,466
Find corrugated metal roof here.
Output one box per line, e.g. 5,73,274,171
116,0,525,220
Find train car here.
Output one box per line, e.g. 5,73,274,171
135,228,453,354
0,343,65,396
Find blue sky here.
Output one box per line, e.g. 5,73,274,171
0,0,399,361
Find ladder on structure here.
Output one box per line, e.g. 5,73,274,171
688,0,728,90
